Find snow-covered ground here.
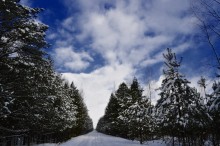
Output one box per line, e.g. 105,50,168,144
34,130,166,146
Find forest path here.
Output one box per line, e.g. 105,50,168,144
59,130,165,146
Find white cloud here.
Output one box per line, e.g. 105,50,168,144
62,63,134,127
73,0,195,68
143,75,164,105
54,46,93,71
145,0,196,35
52,0,196,70
61,17,76,32
47,33,58,40
19,0,32,6
50,0,200,127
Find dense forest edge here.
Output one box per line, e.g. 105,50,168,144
97,49,220,146
1,0,220,146
0,0,93,145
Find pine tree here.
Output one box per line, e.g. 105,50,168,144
0,0,78,138
207,81,220,145
82,116,93,133
0,0,52,136
118,78,152,144
97,82,130,138
96,116,107,133
0,0,48,60
69,82,93,136
115,82,131,138
155,48,208,145
103,93,121,135
0,0,93,142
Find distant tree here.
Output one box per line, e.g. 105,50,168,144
97,82,132,138
103,93,121,135
198,76,207,103
130,78,143,102
96,83,130,137
97,79,155,144
82,116,93,133
96,116,107,133
118,78,153,144
69,82,93,136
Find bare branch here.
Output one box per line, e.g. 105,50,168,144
213,0,220,5
191,0,220,66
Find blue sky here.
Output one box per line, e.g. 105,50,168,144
22,0,219,127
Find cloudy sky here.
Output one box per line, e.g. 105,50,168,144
24,0,218,127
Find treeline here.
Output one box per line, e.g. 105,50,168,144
0,0,93,144
97,48,220,146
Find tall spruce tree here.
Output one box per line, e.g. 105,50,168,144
114,82,131,138
97,82,131,138
103,93,121,135
70,82,93,136
155,48,208,145
0,0,53,136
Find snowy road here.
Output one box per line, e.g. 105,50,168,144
36,131,165,146
60,131,102,146
58,131,165,146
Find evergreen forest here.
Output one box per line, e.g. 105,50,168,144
0,0,93,144
97,49,220,145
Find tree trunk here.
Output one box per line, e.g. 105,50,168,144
139,129,143,144
27,135,30,146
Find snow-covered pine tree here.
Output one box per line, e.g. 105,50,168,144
122,96,152,144
0,0,48,59
51,78,78,134
0,0,93,142
97,82,131,138
69,82,93,136
96,116,107,133
82,116,93,134
155,48,208,145
102,93,121,135
207,81,220,145
0,0,53,137
118,78,153,144
115,82,131,138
